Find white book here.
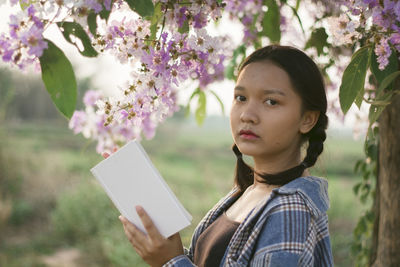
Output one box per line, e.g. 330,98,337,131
90,140,192,238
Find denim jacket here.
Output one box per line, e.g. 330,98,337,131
164,176,333,266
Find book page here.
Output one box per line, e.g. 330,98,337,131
91,140,192,238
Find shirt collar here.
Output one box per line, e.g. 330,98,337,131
272,176,330,217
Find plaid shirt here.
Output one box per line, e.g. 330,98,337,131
164,176,333,267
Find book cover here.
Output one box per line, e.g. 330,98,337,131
90,140,192,238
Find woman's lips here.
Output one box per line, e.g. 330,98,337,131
239,130,259,140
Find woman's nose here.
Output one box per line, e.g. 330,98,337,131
240,103,259,124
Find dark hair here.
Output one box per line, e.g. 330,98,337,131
233,45,329,192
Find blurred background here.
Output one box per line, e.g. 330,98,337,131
0,67,367,267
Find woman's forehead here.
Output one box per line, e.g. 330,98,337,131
236,61,296,96
234,85,287,97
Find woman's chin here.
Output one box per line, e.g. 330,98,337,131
236,144,263,157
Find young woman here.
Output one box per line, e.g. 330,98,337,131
114,45,333,266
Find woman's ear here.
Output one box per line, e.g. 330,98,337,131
299,110,320,134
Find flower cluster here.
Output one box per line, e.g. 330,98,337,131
69,90,139,153
327,14,361,46
69,1,229,152
327,0,400,70
34,0,113,26
224,0,263,44
162,0,224,29
0,4,47,70
56,0,113,27
0,0,116,70
0,0,232,152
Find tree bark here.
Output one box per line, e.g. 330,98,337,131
369,149,379,265
371,93,400,266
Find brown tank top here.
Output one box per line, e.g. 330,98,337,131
193,212,240,267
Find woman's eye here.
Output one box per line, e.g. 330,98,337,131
265,99,278,106
235,95,246,102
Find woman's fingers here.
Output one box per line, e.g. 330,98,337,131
120,221,145,255
135,206,163,241
102,147,118,159
118,211,184,266
119,216,148,245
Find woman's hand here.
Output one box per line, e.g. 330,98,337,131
102,147,118,159
102,148,184,266
119,206,184,267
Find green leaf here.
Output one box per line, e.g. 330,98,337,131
188,88,200,102
209,90,225,115
368,81,396,125
304,28,328,56
124,0,154,18
150,2,163,40
184,88,199,117
368,83,394,127
354,217,367,235
178,20,189,34
195,91,206,125
360,187,370,203
368,104,386,126
97,0,114,21
351,243,362,254
261,0,281,43
354,159,363,173
373,125,379,136
353,182,362,195
225,64,235,80
252,13,262,47
57,22,98,57
365,210,375,222
87,13,98,36
225,44,246,80
339,46,371,114
19,0,33,10
288,5,305,34
362,170,371,181
295,0,301,10
376,71,400,98
371,45,398,89
354,84,364,109
369,93,394,129
39,40,77,119
99,8,111,21
361,160,367,172
367,143,378,161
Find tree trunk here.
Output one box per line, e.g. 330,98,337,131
369,150,379,265
371,93,400,266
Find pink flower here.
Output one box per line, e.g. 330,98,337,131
374,38,392,70
83,90,102,106
69,111,87,134
19,24,48,57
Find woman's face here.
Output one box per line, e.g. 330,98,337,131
230,60,314,162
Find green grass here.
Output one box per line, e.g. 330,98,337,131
0,117,367,266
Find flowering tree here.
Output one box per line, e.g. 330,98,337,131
1,0,400,265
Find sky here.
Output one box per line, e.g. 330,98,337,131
0,1,370,138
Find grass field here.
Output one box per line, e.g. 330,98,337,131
0,115,367,266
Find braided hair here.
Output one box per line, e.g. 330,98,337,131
233,45,329,192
